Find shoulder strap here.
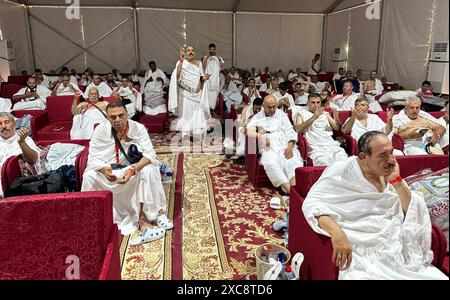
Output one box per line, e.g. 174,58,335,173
88,101,107,119
111,127,133,164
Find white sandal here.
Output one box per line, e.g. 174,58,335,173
157,215,174,230
129,227,165,246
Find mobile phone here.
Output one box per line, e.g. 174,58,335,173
418,128,429,137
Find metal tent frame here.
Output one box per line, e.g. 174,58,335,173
4,0,384,71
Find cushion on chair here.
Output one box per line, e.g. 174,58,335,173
0,191,114,280
37,122,72,141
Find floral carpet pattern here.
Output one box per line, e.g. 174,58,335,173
180,154,285,280
118,149,286,279
119,154,178,280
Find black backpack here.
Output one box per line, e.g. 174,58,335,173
5,173,68,197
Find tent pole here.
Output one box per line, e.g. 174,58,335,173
24,6,36,71
376,0,385,74
232,13,236,67
321,14,328,71
133,6,141,70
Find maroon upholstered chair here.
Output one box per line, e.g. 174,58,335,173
7,75,30,85
288,155,449,280
0,140,89,193
0,191,121,280
32,96,75,141
0,83,24,101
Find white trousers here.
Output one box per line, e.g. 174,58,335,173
81,165,167,235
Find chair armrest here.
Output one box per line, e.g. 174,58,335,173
31,111,49,140
288,188,337,280
98,225,121,280
431,224,447,272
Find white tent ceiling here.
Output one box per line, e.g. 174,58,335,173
7,0,345,14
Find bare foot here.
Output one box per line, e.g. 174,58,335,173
139,216,154,230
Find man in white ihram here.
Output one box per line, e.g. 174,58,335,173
295,93,347,166
12,76,51,111
393,98,446,155
246,95,303,195
168,44,211,145
83,74,113,98
203,43,225,111
142,61,168,116
0,112,39,198
302,131,448,280
111,77,142,119
82,101,173,242
70,88,109,140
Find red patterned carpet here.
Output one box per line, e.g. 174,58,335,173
172,154,286,280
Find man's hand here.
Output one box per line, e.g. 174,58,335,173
99,166,117,182
204,74,211,81
128,82,134,89
384,158,400,183
387,107,395,122
117,168,134,185
284,146,294,159
313,106,324,119
331,108,339,119
331,230,352,269
17,128,29,143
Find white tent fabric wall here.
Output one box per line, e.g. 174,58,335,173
235,13,323,72
347,5,380,74
323,3,381,75
185,11,233,69
81,8,136,73
379,0,448,90
0,2,31,76
28,7,136,73
137,9,185,73
323,11,351,73
29,7,84,73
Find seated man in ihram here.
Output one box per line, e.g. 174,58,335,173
83,74,113,98
142,65,167,116
12,76,51,111
302,131,448,280
0,112,39,198
342,98,394,142
70,88,109,140
52,74,83,96
111,77,142,119
246,95,303,194
295,93,347,166
81,101,173,241
393,98,446,155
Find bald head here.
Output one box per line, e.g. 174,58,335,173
263,95,277,117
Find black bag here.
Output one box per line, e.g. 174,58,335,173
111,128,143,164
5,173,68,197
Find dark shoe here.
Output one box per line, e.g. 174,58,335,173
233,156,245,165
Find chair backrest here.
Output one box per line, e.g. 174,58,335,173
8,75,30,85
297,155,449,198
12,110,45,119
0,191,113,280
429,111,445,119
46,96,74,122
391,134,405,152
1,156,21,194
0,83,24,100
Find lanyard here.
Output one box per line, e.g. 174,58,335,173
114,124,129,164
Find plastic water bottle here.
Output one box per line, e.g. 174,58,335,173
285,266,296,280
